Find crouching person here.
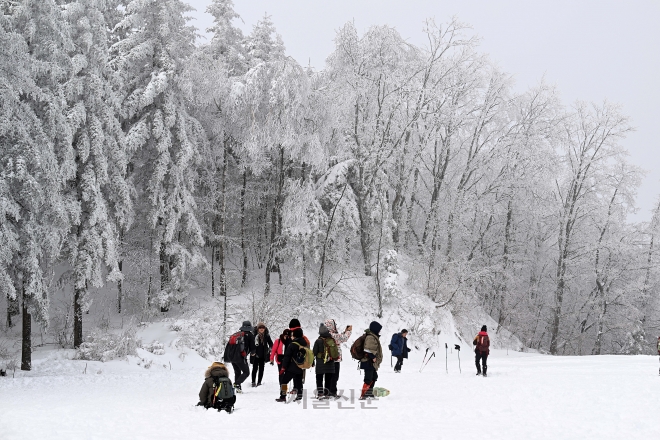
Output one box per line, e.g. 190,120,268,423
197,362,236,413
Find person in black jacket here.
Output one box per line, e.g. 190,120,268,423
231,321,255,392
313,323,336,399
251,322,273,387
276,328,307,402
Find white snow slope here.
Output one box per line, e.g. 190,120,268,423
1,340,658,440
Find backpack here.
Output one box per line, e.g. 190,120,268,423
292,342,314,369
211,375,235,406
321,337,339,362
350,334,368,360
388,333,398,351
223,331,246,363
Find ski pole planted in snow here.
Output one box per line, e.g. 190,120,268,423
420,352,435,372
445,343,448,374
419,348,429,372
454,344,461,373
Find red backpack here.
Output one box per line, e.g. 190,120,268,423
223,332,246,363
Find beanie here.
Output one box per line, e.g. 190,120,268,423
292,328,303,338
289,319,301,329
481,325,487,332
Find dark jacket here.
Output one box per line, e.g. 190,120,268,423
313,330,336,374
390,333,410,358
198,363,230,406
281,336,308,375
254,329,273,359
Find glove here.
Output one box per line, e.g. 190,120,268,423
279,368,285,375
270,361,274,366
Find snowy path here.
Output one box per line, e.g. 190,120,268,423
1,349,659,439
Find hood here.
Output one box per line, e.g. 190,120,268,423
369,321,382,336
324,318,338,334
204,362,229,379
478,331,489,336
256,322,269,335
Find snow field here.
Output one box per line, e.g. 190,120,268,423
1,345,659,440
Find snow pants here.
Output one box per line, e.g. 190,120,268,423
394,356,404,371
475,351,488,374
232,360,250,386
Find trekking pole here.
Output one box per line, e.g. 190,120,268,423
454,344,461,374
445,343,448,374
420,352,435,372
419,347,429,372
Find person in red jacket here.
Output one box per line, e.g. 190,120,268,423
473,325,490,377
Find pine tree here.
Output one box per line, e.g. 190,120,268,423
1,0,74,369
63,0,132,347
113,0,205,312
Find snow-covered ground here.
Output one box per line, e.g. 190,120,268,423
1,337,658,440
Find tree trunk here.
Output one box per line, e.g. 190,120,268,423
218,139,228,297
497,200,513,331
159,241,170,312
6,293,19,328
117,259,123,314
73,284,85,348
211,246,215,297
21,294,31,371
241,170,248,287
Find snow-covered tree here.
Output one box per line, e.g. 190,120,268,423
113,0,206,312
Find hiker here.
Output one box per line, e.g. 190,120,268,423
313,323,338,399
359,321,383,400
390,329,411,373
270,328,290,367
197,362,236,413
324,319,352,390
224,321,255,393
251,322,273,387
289,318,311,347
276,328,307,402
473,325,490,377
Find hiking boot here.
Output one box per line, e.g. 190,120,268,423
234,384,242,393
251,382,257,388
476,372,482,376
275,395,286,402
256,382,262,387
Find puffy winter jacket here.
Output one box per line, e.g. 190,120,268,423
270,338,285,364
390,333,410,358
281,336,308,375
198,363,230,406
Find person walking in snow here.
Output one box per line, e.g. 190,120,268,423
313,323,338,399
251,323,273,387
473,325,490,377
197,362,236,412
359,321,383,400
324,319,352,391
390,329,411,373
276,328,308,402
270,328,290,367
229,321,255,392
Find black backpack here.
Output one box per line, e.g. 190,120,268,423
223,331,246,363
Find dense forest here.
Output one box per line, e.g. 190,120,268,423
1,0,659,370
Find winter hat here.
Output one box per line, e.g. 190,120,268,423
256,322,266,330
319,323,329,335
292,328,304,338
324,318,337,333
240,321,254,332
401,329,408,334
481,325,487,332
280,329,291,342
369,321,382,336
289,318,302,329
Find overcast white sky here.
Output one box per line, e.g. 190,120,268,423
186,0,659,222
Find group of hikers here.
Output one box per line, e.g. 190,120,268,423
197,318,491,413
